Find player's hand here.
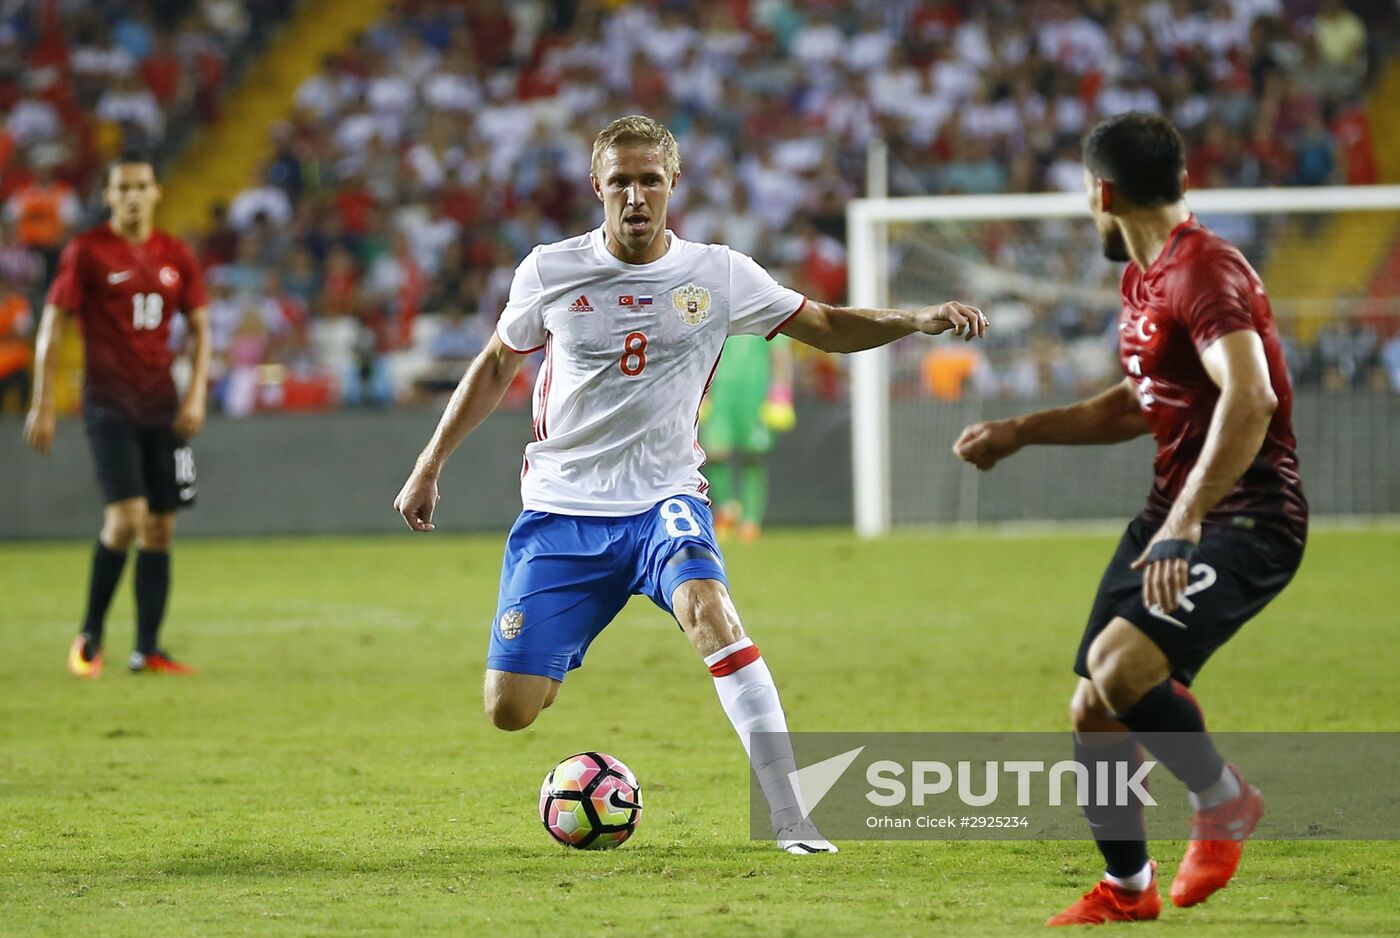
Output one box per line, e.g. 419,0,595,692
1131,514,1202,614
23,406,55,455
394,470,440,532
914,302,988,341
952,419,1020,471
173,401,206,439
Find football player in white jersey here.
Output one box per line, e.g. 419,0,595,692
395,116,986,854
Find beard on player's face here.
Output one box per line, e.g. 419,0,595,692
1098,219,1130,262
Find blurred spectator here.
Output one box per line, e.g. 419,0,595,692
96,73,164,143
0,220,44,308
229,170,293,231
3,151,79,274
0,279,33,413
200,203,240,267
1331,98,1379,186
414,304,483,396
1314,0,1367,87
1292,112,1337,186
343,308,394,407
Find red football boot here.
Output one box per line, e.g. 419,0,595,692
1047,862,1161,926
1171,765,1264,907
129,649,198,675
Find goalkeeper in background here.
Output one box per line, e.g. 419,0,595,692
701,333,795,542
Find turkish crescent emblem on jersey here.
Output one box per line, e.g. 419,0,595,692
1135,316,1158,343
672,283,711,326
159,266,180,287
499,608,524,640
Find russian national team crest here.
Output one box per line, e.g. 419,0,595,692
672,283,711,326
499,608,524,640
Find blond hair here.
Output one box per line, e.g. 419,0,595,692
590,115,681,178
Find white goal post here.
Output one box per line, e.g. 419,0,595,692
846,185,1400,538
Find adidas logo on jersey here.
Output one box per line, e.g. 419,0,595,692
568,295,595,312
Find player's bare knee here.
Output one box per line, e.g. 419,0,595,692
486,699,540,731
139,514,175,551
101,501,145,550
1087,653,1144,716
1069,681,1120,734
1088,623,1169,714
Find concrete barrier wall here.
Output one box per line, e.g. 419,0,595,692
0,404,852,539
1,391,1393,540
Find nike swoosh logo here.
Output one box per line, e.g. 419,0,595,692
607,789,641,812
1147,603,1188,629
108,271,133,284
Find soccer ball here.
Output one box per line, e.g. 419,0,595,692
539,752,643,849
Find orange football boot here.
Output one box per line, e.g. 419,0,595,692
737,521,762,543
67,634,103,678
1047,862,1161,926
1171,765,1263,907
713,508,737,541
129,649,198,675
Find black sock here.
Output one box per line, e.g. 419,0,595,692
134,550,171,655
1117,679,1226,793
82,541,128,646
1076,733,1150,878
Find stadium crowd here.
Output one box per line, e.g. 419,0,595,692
1,0,1396,415
0,0,294,409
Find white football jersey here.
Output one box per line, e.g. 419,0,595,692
496,227,805,516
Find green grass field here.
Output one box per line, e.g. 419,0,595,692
3,527,1398,936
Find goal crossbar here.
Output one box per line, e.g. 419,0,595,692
845,185,1400,538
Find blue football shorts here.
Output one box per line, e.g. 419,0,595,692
486,495,728,682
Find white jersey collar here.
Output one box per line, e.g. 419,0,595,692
590,226,681,271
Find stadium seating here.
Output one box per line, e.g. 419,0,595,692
2,0,1397,415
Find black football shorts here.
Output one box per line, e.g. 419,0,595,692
84,405,197,513
1074,516,1304,686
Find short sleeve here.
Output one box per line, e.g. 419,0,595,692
1171,253,1259,353
726,249,806,339
46,239,85,312
495,250,547,353
179,241,209,311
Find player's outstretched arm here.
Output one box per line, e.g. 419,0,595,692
394,333,525,531
953,378,1150,471
22,303,69,455
1131,329,1277,610
778,299,987,353
173,306,212,439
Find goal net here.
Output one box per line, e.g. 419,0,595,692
846,187,1400,536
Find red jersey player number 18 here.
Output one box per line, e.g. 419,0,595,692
24,155,212,679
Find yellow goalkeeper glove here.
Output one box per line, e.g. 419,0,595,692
761,385,795,432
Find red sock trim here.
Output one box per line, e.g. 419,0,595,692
708,644,761,677
1169,679,1206,728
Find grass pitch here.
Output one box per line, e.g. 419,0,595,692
2,526,1398,936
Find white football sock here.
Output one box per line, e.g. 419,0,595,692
705,637,803,832
1105,861,1153,892
1188,765,1241,811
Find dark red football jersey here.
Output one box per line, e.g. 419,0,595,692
48,224,208,426
1118,215,1307,544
